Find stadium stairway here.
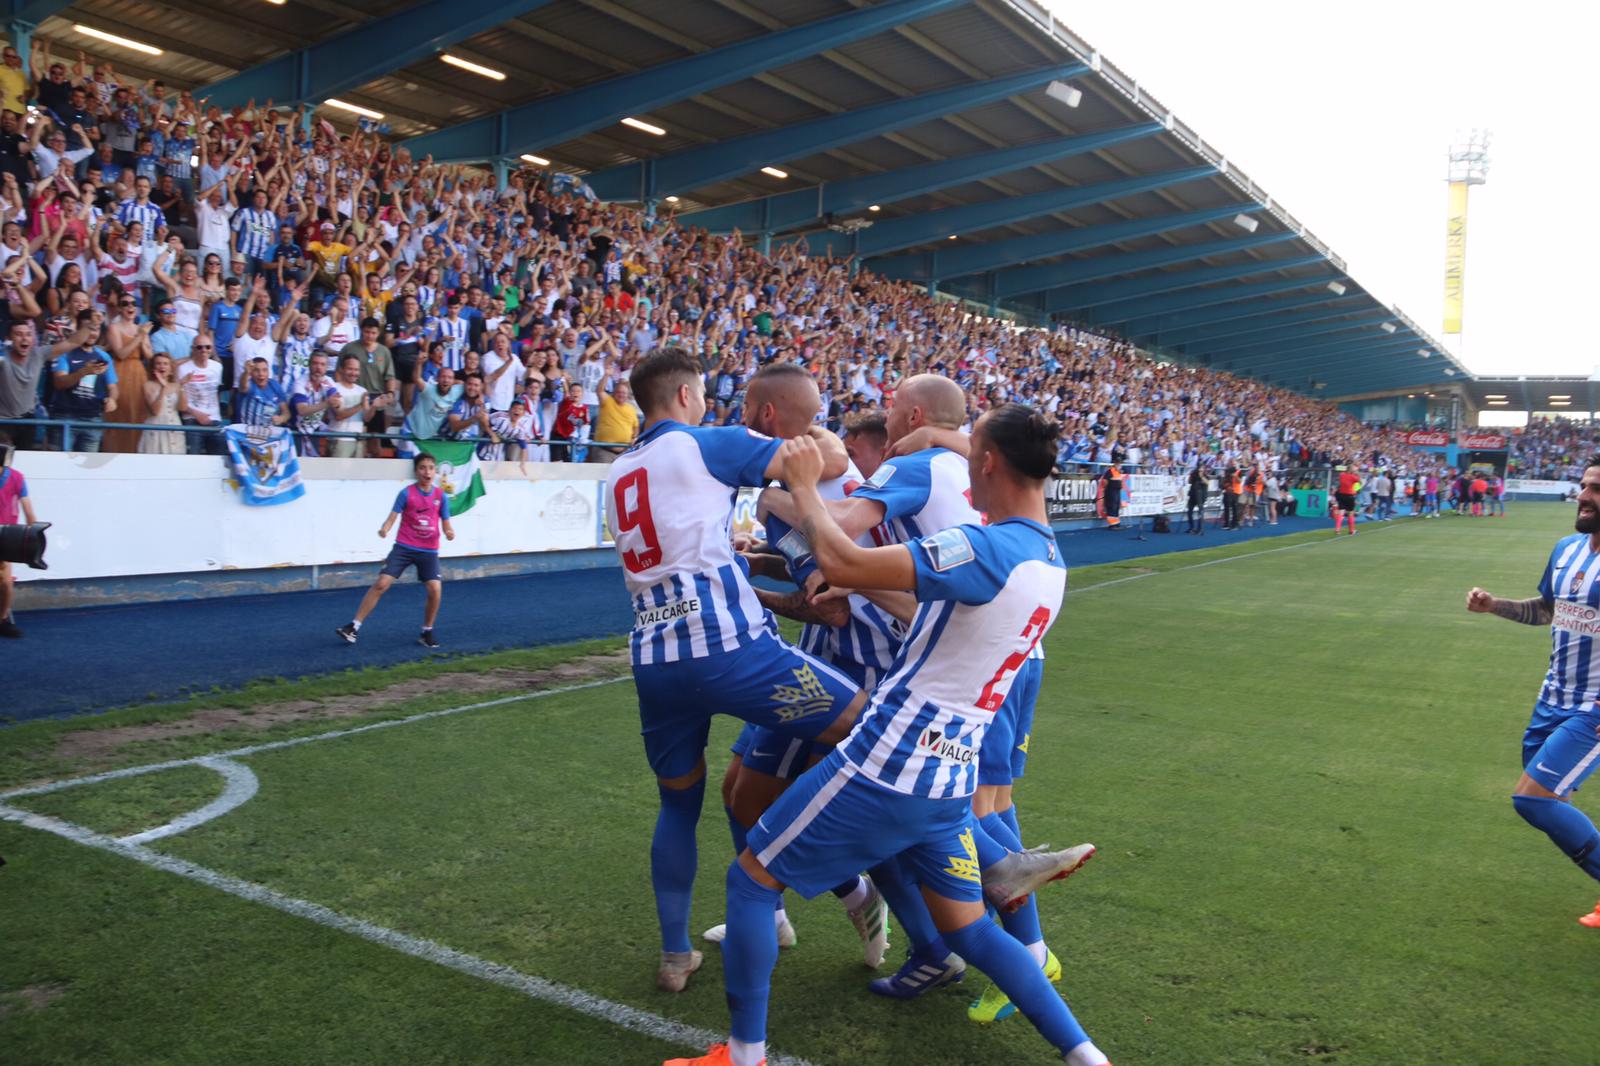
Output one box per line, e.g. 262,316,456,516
5,513,1336,723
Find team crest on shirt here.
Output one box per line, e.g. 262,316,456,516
771,664,834,723
1572,570,1587,596
944,826,981,884
864,463,896,490
921,528,975,572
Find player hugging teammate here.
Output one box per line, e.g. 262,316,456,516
608,348,1110,1066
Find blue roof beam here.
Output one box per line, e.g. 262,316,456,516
870,205,1270,284
202,0,548,111
1043,255,1328,312
839,165,1214,259
673,121,1162,233
1108,284,1350,334
1139,296,1376,347
8,0,73,25
402,0,967,163
587,63,1085,203
1216,337,1424,373
1200,312,1403,359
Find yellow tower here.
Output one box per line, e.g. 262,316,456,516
1444,130,1491,339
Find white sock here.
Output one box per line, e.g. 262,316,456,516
773,907,787,928
350,619,362,631
729,1037,766,1066
1026,940,1047,967
838,877,870,911
1064,1040,1108,1066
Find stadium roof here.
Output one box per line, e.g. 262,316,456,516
1464,375,1600,414
21,0,1468,400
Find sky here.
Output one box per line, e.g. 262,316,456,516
1048,0,1594,378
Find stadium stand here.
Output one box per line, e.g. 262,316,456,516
0,0,1466,476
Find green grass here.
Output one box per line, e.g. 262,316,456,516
4,508,1599,1064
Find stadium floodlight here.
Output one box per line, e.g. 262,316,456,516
1549,395,1572,400
520,154,550,166
1484,394,1507,399
327,99,384,120
868,205,881,212
1232,213,1259,233
622,116,667,136
760,166,788,179
1381,322,1397,333
1045,81,1083,108
949,234,958,240
441,54,506,81
1550,400,1572,406
1444,368,1456,376
74,25,162,55
1488,400,1510,405
1418,348,1431,357
1327,281,1347,295
664,195,680,203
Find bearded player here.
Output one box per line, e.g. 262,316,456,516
1467,457,1600,925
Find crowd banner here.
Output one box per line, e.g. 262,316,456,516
415,439,486,514
223,425,304,507
1504,478,1577,496
1458,432,1507,450
1400,429,1451,447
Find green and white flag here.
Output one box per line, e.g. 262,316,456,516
415,439,486,515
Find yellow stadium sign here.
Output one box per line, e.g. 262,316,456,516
1443,181,1468,334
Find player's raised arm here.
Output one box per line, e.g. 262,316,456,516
758,485,884,540
781,437,915,592
1467,587,1554,625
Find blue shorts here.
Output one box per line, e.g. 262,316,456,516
1522,701,1600,797
977,657,1043,786
381,543,441,583
749,747,983,902
731,723,821,780
634,634,861,780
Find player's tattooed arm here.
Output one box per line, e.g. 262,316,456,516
754,585,849,627
1491,596,1555,625
1468,587,1554,625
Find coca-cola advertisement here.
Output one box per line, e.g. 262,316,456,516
1458,432,1508,450
1400,430,1451,447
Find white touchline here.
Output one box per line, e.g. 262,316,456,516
0,803,823,1066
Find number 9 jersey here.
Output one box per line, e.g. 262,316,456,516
610,419,783,666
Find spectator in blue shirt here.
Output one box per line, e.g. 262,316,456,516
133,136,161,182
238,357,290,428
50,311,119,452
207,277,244,394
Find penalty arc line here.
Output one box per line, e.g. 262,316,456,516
0,803,824,1066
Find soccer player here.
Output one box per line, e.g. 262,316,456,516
665,405,1109,1066
705,365,894,966
609,348,870,993
1332,465,1360,535
1467,458,1600,926
335,453,454,648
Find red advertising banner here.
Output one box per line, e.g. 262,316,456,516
1459,432,1508,450
1401,430,1451,447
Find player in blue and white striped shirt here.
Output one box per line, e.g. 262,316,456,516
1468,460,1600,927
665,405,1108,1066
611,349,870,995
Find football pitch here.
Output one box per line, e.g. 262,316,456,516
4,507,1599,1065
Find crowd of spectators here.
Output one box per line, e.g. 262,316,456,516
0,41,1441,474
1505,417,1600,482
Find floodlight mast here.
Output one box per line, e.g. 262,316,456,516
1443,129,1490,352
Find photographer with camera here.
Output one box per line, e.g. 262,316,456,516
0,431,37,637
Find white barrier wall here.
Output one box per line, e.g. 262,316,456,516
11,452,613,584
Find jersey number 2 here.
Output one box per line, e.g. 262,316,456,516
612,469,663,573
975,606,1051,712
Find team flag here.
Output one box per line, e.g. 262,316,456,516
414,439,486,515
223,424,305,506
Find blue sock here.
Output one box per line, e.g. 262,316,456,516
1513,794,1600,880
725,804,748,857
999,803,1023,846
651,778,706,953
723,864,781,1045
943,914,1093,1056
869,857,946,957
982,812,1044,949
971,810,1012,870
